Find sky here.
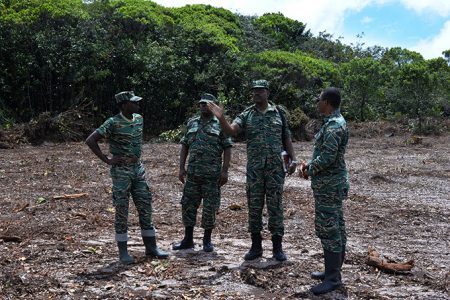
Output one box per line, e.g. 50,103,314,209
152,0,450,59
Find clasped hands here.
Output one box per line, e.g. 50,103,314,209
299,161,309,180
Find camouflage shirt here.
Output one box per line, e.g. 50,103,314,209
308,110,349,186
233,103,291,168
180,115,232,178
96,113,143,158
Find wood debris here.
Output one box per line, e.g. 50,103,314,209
53,193,89,200
366,245,414,273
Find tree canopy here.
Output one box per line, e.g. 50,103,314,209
0,0,449,135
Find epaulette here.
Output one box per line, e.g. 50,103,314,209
243,104,256,112
186,115,200,125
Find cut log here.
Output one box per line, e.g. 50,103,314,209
366,245,414,272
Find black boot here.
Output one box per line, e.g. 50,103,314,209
143,236,169,259
117,241,134,264
311,246,345,280
272,235,287,261
311,250,343,295
244,233,263,260
202,229,214,252
172,226,194,250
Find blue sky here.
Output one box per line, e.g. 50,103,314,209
152,0,450,59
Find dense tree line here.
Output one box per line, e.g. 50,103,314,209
1,0,449,136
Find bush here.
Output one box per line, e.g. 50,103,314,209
158,126,185,142
289,107,310,141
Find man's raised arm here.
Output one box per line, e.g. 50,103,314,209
207,102,240,137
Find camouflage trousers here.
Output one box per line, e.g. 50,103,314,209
312,183,348,252
110,162,154,241
181,174,220,229
246,163,285,236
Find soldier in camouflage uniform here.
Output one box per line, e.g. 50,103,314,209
300,87,349,295
85,91,168,264
208,80,298,261
173,93,232,252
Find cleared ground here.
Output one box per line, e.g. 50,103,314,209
0,135,449,299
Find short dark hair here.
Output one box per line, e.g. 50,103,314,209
320,87,341,109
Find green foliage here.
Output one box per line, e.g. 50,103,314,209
158,126,184,142
443,49,450,65
245,50,338,116
340,58,387,121
381,47,424,67
0,0,88,23
300,31,355,63
289,107,309,127
171,4,242,52
288,107,310,140
109,0,173,27
253,13,310,50
0,0,448,139
0,107,15,129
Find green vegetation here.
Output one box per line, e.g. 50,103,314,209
0,0,449,135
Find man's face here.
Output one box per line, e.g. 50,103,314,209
122,100,140,114
199,101,212,116
317,93,328,115
251,88,269,103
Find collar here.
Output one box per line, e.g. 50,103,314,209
253,102,277,113
323,109,341,123
120,112,135,122
199,115,218,123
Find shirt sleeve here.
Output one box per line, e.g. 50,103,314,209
96,117,115,138
308,124,343,176
179,121,191,145
233,110,247,130
279,109,292,140
221,134,233,149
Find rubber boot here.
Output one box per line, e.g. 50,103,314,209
272,235,287,261
311,250,343,295
143,236,169,259
202,229,214,252
172,226,194,250
244,233,263,260
117,241,134,264
311,246,345,280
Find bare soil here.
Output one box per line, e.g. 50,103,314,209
1,135,449,299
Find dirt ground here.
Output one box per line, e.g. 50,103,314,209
0,135,449,299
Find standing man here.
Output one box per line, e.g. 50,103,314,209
173,93,232,252
300,87,349,295
85,91,168,264
208,80,297,261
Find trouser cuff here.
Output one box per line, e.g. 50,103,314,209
141,228,156,237
115,232,128,242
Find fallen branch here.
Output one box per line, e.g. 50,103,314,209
366,245,414,273
53,193,89,200
13,203,29,213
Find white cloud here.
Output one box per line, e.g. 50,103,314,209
361,16,374,24
400,0,450,17
412,20,450,58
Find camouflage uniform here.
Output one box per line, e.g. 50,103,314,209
307,110,349,253
234,103,290,236
97,113,155,241
180,116,232,229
